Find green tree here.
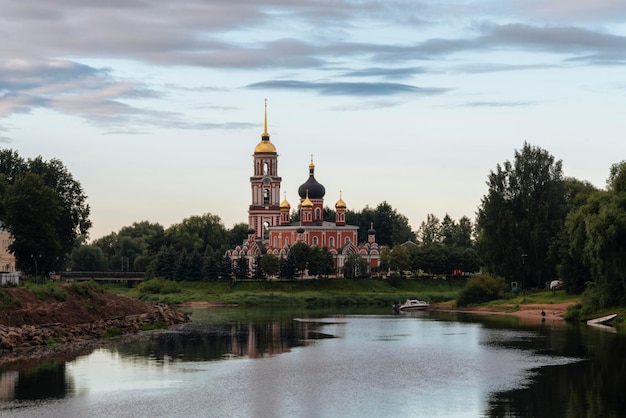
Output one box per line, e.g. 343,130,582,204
567,161,626,308
153,245,178,280
70,245,106,271
228,223,250,247
289,242,311,277
260,253,281,278
308,247,335,277
93,221,164,272
476,143,567,288
389,245,411,273
551,178,598,293
234,257,249,280
3,173,63,275
280,254,298,280
345,201,415,246
164,214,228,258
0,150,91,274
417,214,442,246
342,253,369,278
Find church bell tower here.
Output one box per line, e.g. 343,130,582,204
248,101,282,240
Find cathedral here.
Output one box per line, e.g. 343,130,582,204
227,103,380,277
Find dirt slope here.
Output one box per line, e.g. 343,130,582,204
0,285,156,326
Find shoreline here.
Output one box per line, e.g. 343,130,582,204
430,301,575,323
0,300,578,368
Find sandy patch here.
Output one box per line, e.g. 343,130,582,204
431,301,576,324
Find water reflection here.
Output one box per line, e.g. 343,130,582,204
0,360,72,401
113,317,330,362
487,326,626,418
0,309,624,418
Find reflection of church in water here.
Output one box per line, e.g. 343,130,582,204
227,104,380,275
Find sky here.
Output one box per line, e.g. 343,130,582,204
1,0,625,241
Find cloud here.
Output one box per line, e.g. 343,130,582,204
340,67,426,79
246,79,449,96
2,1,626,131
0,136,13,144
0,59,167,125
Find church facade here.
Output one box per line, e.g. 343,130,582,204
227,104,380,277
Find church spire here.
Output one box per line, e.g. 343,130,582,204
262,98,269,139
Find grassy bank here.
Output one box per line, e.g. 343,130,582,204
103,277,466,307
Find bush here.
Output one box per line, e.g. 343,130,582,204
456,274,506,307
25,282,67,301
135,277,182,295
69,280,103,298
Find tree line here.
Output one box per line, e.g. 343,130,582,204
2,145,625,312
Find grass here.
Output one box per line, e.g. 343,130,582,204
24,281,68,302
101,277,467,307
0,289,22,308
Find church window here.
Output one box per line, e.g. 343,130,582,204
345,237,350,245
264,189,270,204
329,237,334,248
263,221,270,240
263,161,269,175
285,237,289,245
313,236,318,246
315,208,321,220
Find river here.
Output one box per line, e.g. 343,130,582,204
1,307,625,417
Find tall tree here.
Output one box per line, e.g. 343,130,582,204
417,214,442,246
476,143,567,287
289,242,311,277
3,173,63,275
567,161,626,307
0,150,91,274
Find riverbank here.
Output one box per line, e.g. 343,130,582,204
431,301,576,324
0,283,188,366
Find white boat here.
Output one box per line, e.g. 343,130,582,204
396,299,430,311
586,313,617,325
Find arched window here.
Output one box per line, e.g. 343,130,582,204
313,236,318,246
263,161,269,175
329,237,334,248
345,237,350,245
315,208,321,220
285,237,289,246
263,221,270,240
264,189,270,204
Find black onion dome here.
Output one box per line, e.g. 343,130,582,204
368,226,376,235
298,177,325,199
247,228,255,235
297,227,305,234
298,159,325,199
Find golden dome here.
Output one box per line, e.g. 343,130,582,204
280,193,291,210
335,191,346,209
255,139,277,154
301,190,313,208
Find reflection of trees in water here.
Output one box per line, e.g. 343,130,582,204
0,360,73,401
486,328,626,417
115,319,326,362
